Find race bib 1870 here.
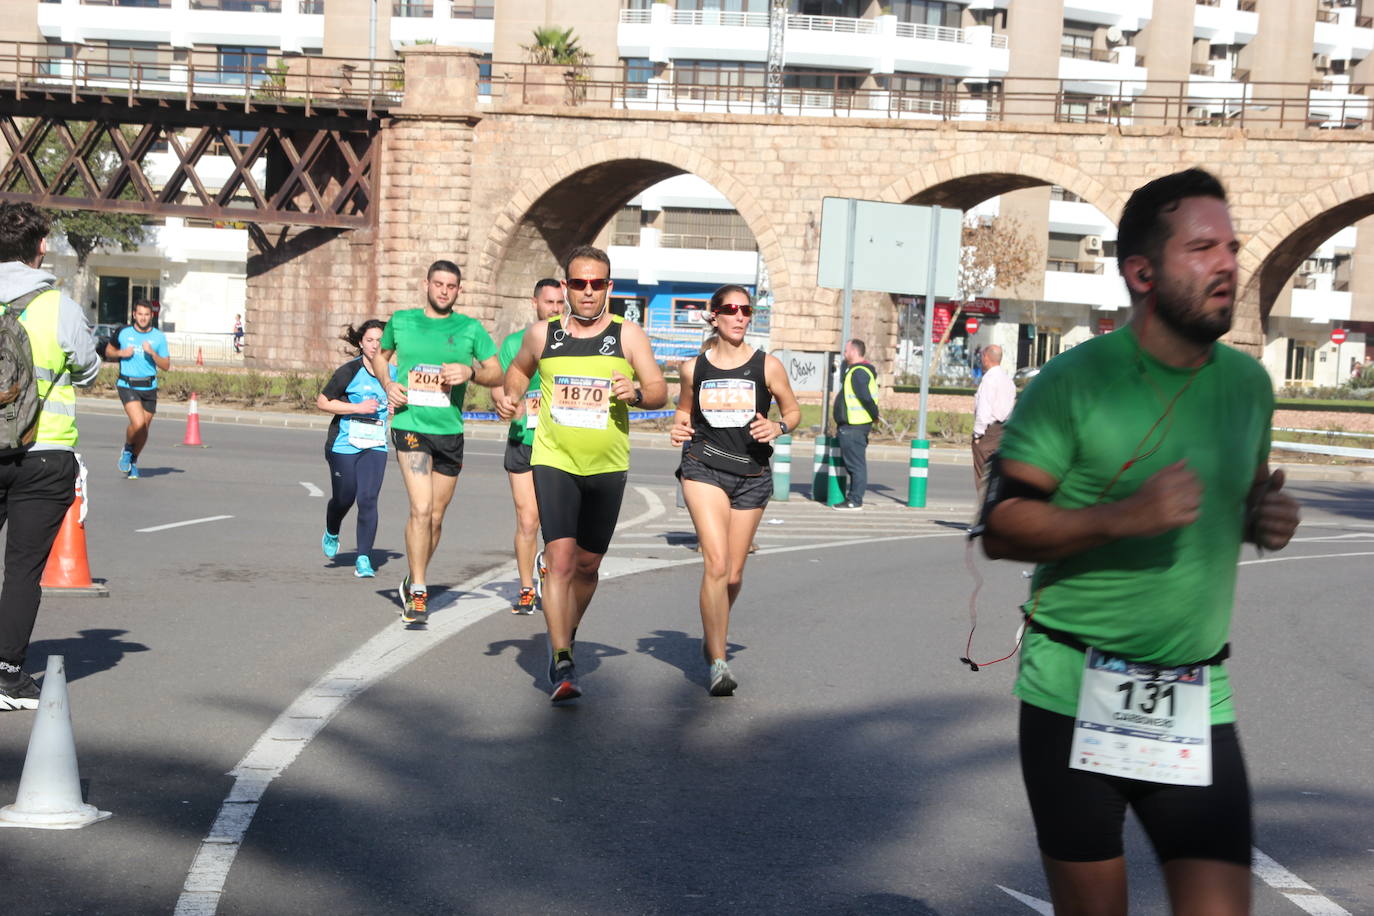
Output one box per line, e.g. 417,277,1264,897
699,378,757,428
1069,648,1212,786
406,364,449,408
550,375,610,429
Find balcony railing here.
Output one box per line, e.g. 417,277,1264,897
788,14,877,35
392,1,432,16
78,0,171,6
669,10,769,28
1047,259,1105,274
190,0,283,9
1061,45,1113,63
1191,62,1215,76
1316,9,1339,23
894,20,1009,48
660,233,758,252
629,9,1005,49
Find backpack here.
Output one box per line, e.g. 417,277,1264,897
0,285,54,456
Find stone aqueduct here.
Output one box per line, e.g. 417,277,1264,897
250,48,1374,371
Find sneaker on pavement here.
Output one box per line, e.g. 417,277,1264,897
550,658,581,703
512,586,537,615
831,500,862,511
127,463,140,480
408,590,428,626
117,447,132,475
322,530,340,559
0,671,40,711
534,549,546,601
399,575,415,620
708,659,738,697
354,555,375,578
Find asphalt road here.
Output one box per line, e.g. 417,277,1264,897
0,408,1370,915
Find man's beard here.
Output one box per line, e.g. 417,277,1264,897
427,293,454,314
1153,276,1233,345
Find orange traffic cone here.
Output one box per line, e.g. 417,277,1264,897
179,392,206,447
195,347,204,366
40,494,108,598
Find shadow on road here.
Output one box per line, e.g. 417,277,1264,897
27,628,150,683
1288,483,1374,521
636,628,745,689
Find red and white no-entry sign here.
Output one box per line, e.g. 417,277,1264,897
1331,328,1348,344
965,316,980,335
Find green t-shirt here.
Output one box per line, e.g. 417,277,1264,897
998,328,1273,725
380,308,496,436
499,328,540,447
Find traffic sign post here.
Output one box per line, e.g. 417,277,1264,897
966,316,980,336
1331,328,1348,345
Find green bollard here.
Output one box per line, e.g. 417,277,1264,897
771,434,792,501
826,437,848,506
811,435,829,502
908,438,929,508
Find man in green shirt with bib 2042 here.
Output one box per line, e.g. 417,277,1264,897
980,169,1300,916
372,259,503,627
497,245,667,703
498,278,566,616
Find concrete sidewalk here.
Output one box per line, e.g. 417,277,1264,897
76,393,1372,481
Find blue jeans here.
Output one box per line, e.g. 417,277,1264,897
836,423,870,506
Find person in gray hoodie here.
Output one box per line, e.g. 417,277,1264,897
0,202,100,710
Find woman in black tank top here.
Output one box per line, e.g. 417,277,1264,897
669,285,801,697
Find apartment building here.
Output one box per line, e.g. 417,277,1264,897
4,0,1371,385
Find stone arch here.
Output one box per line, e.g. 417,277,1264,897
472,137,788,336
1238,175,1374,338
878,150,1123,220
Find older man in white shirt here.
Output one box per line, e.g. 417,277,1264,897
971,344,1015,492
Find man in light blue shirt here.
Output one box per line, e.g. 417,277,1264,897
105,301,170,479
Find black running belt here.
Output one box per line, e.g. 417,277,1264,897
1025,617,1231,668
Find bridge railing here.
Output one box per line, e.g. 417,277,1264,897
483,63,1371,132
0,41,400,116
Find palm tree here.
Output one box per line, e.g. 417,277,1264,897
523,27,592,67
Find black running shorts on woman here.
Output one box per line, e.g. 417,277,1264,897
532,465,626,555
391,427,464,476
1019,702,1252,865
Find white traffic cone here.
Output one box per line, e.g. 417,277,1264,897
0,655,112,830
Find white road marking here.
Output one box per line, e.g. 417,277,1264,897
1241,550,1374,567
299,482,323,498
615,485,664,531
1252,847,1352,915
136,515,234,533
997,885,1054,914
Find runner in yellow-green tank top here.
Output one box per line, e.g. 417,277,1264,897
497,245,667,704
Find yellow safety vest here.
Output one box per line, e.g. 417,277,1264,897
8,289,78,448
842,363,876,426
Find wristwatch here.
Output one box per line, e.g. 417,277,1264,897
777,420,789,435
632,387,643,407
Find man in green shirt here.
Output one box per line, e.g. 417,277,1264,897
498,278,565,615
982,169,1300,915
371,259,502,626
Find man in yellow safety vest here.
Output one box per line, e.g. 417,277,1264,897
832,338,879,511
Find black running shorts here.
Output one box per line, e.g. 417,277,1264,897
391,428,464,477
118,386,158,414
531,464,626,556
678,451,771,510
503,439,533,475
1019,702,1252,865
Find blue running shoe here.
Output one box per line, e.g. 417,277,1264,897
354,555,375,578
127,463,140,480
321,530,340,558
117,447,132,475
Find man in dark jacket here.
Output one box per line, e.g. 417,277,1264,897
832,338,879,511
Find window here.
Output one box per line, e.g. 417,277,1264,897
672,298,710,328
477,53,492,96
217,46,269,85
1286,340,1316,383
889,0,962,28
661,208,756,251
449,0,494,18
1049,185,1084,202
791,0,864,16
1061,21,1099,61
1034,327,1062,367
99,41,167,82
1047,233,1081,261
673,60,765,102
622,57,653,99
611,206,643,247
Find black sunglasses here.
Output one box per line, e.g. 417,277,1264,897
566,278,610,291
711,303,753,317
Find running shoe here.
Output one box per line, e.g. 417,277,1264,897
322,530,340,559
117,446,133,475
127,463,140,480
0,670,40,711
354,556,375,578
533,548,547,601
512,586,537,615
831,500,862,511
399,574,414,620
409,590,429,626
708,659,738,697
550,658,580,703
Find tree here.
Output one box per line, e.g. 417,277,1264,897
929,216,1038,376
522,27,593,67
48,208,146,269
